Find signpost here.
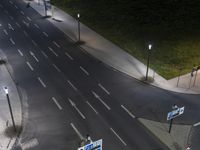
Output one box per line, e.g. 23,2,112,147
78,139,102,150
167,106,185,133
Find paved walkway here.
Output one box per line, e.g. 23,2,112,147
0,62,22,150
29,0,200,94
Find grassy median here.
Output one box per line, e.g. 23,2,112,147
51,0,200,79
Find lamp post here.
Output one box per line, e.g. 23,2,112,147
4,87,16,132
145,44,152,81
77,13,80,42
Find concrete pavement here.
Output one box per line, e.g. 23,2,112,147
0,59,22,149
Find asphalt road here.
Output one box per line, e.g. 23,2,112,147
0,0,200,150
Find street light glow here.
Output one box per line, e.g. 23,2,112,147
148,44,152,50
77,13,80,18
4,87,8,94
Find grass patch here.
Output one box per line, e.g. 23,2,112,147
51,0,200,79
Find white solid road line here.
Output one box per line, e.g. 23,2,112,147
193,122,200,127
86,101,98,114
41,51,48,58
21,138,39,150
121,105,135,119
37,77,46,88
20,11,24,15
16,22,21,28
23,30,28,37
43,31,48,37
65,52,73,60
110,128,127,146
52,64,61,72
80,66,89,76
34,23,40,29
3,29,8,35
70,123,84,140
67,80,78,91
26,62,34,71
10,38,15,45
98,83,110,95
53,41,60,48
17,49,23,56
26,16,32,21
32,40,37,47
48,47,58,57
52,97,62,110
69,98,86,119
91,91,111,110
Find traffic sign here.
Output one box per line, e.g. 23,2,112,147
78,139,102,150
167,106,185,120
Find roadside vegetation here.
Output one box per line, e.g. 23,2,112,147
51,0,200,79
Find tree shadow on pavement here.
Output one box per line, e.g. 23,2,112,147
4,125,22,138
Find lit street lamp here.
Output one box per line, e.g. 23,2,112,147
77,13,80,42
4,87,16,132
145,44,152,81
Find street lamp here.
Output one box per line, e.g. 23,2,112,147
145,44,152,81
77,13,80,42
4,87,16,132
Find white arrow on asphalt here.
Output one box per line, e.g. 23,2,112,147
68,98,86,119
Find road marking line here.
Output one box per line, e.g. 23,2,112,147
121,105,135,119
34,23,40,29
20,11,24,15
8,23,14,30
193,122,200,127
3,29,8,35
31,40,37,47
26,62,34,71
80,66,89,76
98,83,110,95
52,64,61,72
53,41,60,48
30,51,39,62
69,98,86,119
37,77,46,88
10,38,15,45
110,128,127,146
17,49,23,56
41,51,48,58
48,47,58,57
86,101,98,114
67,80,78,91
52,97,62,110
65,52,73,60
26,16,32,21
23,30,28,37
43,31,48,37
70,123,84,140
9,1,13,5
91,91,111,110
16,22,21,28
21,138,39,150
15,5,18,9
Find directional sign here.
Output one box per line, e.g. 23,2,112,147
78,139,102,150
167,107,185,120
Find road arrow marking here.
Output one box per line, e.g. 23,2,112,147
69,98,86,119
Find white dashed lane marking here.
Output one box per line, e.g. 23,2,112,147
86,101,98,114
53,41,60,48
80,66,89,76
193,122,200,127
37,77,46,88
17,49,23,56
110,128,127,146
65,52,73,60
67,80,78,91
121,105,135,119
26,62,34,71
52,97,62,110
98,83,110,95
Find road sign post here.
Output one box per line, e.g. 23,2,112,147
167,106,185,133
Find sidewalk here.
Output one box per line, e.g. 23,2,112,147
0,63,22,149
29,0,200,94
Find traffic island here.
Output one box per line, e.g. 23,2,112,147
139,118,191,150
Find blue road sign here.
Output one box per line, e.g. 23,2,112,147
167,107,185,120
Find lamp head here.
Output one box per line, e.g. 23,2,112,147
4,87,8,94
77,13,80,18
148,44,152,50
